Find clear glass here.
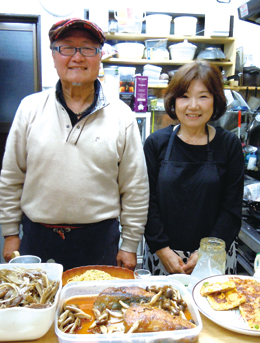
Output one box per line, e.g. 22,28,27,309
134,269,151,279
198,237,226,274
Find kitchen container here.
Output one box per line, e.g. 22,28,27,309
146,48,170,60
197,47,226,60
119,66,136,81
148,79,168,87
145,39,168,49
143,64,162,79
144,39,169,60
174,16,198,36
55,278,202,343
9,254,41,263
145,14,172,36
116,42,145,59
169,39,197,62
114,8,145,33
0,262,63,341
242,66,260,86
103,67,120,99
134,268,151,279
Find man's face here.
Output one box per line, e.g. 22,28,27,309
52,30,101,86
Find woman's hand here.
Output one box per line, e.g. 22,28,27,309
3,235,21,262
156,247,185,274
182,251,199,274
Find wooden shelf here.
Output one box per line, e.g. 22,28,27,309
149,85,260,90
103,33,237,78
105,33,236,44
102,57,233,68
224,86,260,91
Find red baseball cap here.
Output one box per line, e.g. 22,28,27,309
49,18,106,46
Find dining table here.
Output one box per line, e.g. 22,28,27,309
7,313,260,343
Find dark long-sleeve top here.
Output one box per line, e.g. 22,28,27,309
144,125,245,254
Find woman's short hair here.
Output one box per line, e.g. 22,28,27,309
164,61,227,121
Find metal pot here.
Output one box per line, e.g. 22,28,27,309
243,199,260,221
243,182,260,221
243,66,260,87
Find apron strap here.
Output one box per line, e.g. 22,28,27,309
205,124,213,162
165,125,180,161
165,124,213,162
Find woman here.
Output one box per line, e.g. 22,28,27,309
143,61,244,275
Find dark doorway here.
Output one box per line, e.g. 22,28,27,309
0,14,42,170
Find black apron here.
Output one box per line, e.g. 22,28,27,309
20,215,120,271
156,124,221,252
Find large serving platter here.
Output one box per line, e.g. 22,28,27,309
56,278,202,343
62,265,134,286
192,274,260,336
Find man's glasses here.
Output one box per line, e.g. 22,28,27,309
52,45,101,57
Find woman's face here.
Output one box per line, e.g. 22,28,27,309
52,30,101,87
175,79,214,129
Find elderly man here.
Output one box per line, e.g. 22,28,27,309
0,18,149,271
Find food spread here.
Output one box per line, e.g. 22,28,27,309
200,277,260,330
0,267,60,309
58,285,196,334
67,269,119,282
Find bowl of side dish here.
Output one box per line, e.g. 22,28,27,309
0,262,63,341
62,265,134,286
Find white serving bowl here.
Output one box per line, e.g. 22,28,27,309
0,262,63,341
116,42,145,59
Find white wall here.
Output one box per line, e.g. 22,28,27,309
1,0,259,88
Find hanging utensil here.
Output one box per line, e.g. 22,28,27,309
238,110,242,139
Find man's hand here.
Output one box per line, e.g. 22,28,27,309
3,235,21,262
156,247,185,274
116,250,137,271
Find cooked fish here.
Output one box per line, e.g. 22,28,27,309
123,304,196,332
93,286,156,312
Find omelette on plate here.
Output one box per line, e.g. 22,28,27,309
206,288,246,311
200,281,236,297
200,277,260,331
232,277,260,330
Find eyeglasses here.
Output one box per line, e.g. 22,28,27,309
52,45,101,57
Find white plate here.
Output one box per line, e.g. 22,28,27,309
192,275,260,336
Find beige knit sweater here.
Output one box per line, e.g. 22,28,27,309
0,86,149,253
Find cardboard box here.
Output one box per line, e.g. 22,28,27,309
134,76,148,112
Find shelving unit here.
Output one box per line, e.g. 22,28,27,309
103,33,237,78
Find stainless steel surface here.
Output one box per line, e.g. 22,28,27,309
239,220,260,253
237,174,260,275
237,253,254,275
